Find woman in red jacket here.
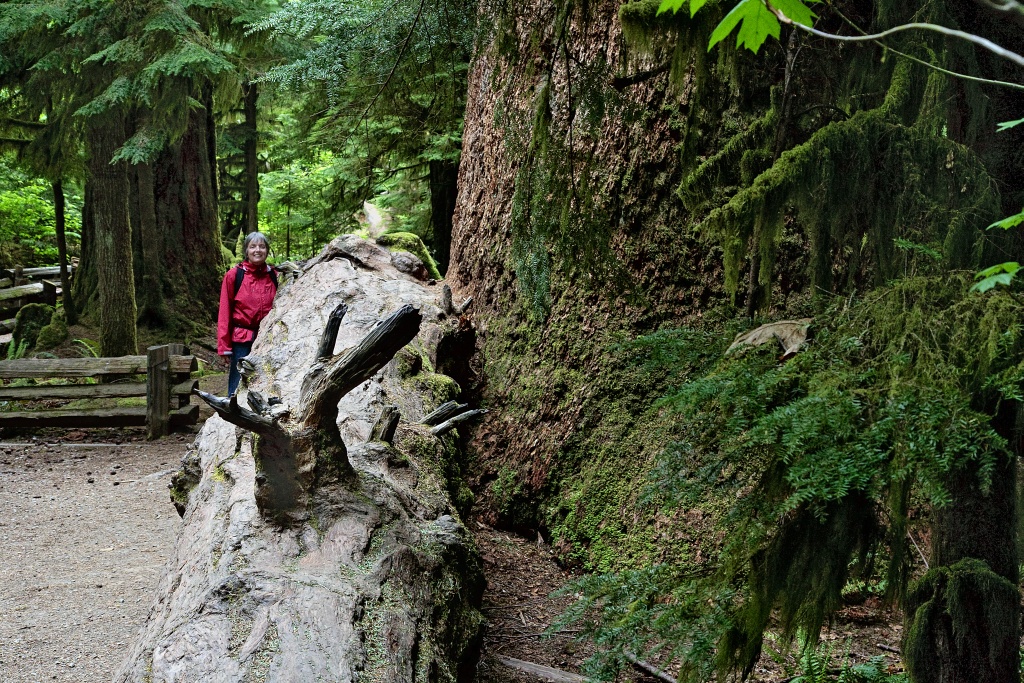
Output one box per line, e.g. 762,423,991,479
218,232,278,395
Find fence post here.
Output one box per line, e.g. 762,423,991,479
147,345,170,440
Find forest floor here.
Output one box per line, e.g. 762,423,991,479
0,340,905,683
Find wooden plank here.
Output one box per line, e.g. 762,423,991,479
0,382,146,400
147,345,170,440
170,403,199,426
41,280,57,307
496,657,590,682
0,403,197,430
0,282,43,302
0,354,195,379
0,406,148,428
0,356,148,378
19,266,74,280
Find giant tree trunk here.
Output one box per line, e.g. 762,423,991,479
86,113,138,357
138,95,222,329
116,236,483,682
242,80,260,236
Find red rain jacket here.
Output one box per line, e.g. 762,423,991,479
217,261,278,355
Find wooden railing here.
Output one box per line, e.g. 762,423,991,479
0,344,199,439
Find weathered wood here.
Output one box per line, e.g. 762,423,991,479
171,379,198,397
117,236,483,683
0,318,14,332
0,404,195,429
429,408,488,436
299,303,423,432
421,400,468,426
193,388,277,434
369,404,400,443
0,382,147,400
0,282,43,302
316,302,348,360
0,265,74,281
0,354,195,379
146,345,170,440
496,657,590,682
41,279,57,307
0,278,12,289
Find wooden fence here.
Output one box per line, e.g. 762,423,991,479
0,264,75,326
0,343,199,439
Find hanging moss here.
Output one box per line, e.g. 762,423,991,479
566,274,1024,680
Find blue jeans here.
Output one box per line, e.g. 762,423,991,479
228,341,253,396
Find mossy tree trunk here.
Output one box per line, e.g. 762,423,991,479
904,404,1020,683
85,112,138,357
146,88,222,330
242,80,259,237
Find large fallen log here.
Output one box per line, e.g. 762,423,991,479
116,235,484,682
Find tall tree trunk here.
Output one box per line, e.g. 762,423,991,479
242,80,259,236
86,113,138,356
72,182,98,314
429,159,458,276
151,91,222,327
52,179,76,325
135,161,167,326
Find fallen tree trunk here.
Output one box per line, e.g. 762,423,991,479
116,235,484,682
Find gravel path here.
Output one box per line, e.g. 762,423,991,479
0,432,186,682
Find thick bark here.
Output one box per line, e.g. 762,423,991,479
86,113,137,356
135,161,167,326
51,179,76,325
117,235,483,682
242,81,259,236
151,97,222,325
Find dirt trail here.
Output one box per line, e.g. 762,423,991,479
0,432,185,682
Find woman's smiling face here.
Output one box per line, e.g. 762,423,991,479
246,239,268,265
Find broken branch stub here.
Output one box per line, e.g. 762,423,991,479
299,303,423,433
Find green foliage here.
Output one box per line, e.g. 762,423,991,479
0,156,81,269
256,0,476,261
564,275,1024,681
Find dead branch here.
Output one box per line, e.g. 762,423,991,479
193,389,277,434
370,404,400,443
300,304,423,432
317,303,348,360
429,408,487,436
421,400,468,426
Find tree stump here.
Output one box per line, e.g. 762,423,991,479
117,236,484,682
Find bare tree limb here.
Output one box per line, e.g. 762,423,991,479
300,304,423,432
429,408,488,436
193,389,278,434
421,400,468,426
317,303,348,360
769,4,1024,68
